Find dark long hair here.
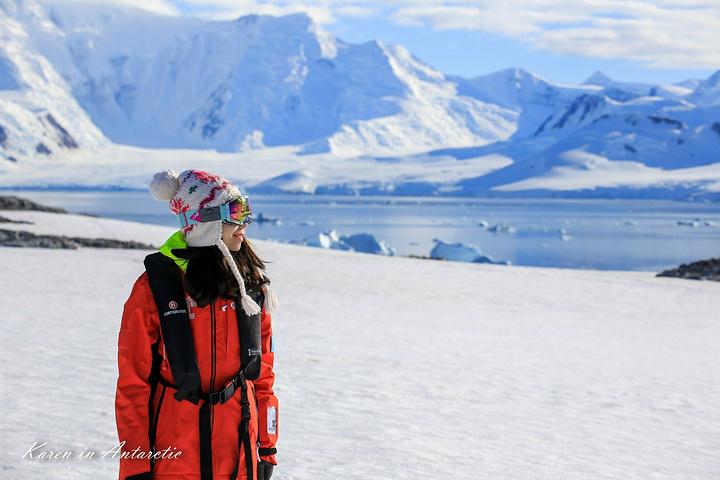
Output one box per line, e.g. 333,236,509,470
175,238,270,307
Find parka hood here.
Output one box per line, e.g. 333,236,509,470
159,230,189,272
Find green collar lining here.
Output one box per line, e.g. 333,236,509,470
159,230,189,271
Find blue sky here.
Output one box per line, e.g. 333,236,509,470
328,14,716,85
110,0,720,85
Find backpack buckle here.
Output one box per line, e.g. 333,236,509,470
208,371,246,404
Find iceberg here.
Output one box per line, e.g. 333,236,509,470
430,239,509,265
303,229,395,255
487,223,517,234
341,233,395,256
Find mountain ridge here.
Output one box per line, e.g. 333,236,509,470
0,0,719,200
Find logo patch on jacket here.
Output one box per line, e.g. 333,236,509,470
267,406,277,435
163,299,187,317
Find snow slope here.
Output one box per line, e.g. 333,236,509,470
451,68,597,139
0,0,107,163
1,212,719,479
688,71,720,107
581,70,694,102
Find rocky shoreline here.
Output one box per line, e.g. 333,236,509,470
657,258,720,282
0,195,68,213
0,229,156,250
0,195,155,250
0,214,33,224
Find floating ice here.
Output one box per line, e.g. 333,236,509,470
487,223,517,234
303,229,394,255
677,220,700,227
430,239,509,264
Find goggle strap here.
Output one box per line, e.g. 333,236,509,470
220,203,230,222
177,202,250,228
179,210,190,228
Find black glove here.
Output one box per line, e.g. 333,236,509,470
257,459,275,480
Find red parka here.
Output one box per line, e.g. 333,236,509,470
115,255,279,479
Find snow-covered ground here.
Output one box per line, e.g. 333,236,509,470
0,209,174,245
1,213,719,479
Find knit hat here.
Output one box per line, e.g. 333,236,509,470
148,169,278,316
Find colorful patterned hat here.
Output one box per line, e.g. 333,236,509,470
149,169,278,316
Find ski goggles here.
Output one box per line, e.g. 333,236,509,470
177,196,254,228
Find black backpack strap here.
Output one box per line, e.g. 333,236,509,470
236,289,264,381
143,252,202,404
147,339,164,472
227,288,264,480
229,376,254,480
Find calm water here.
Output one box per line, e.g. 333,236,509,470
4,190,720,271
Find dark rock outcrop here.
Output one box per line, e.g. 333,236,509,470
70,236,155,249
0,195,68,213
35,143,52,155
0,214,33,224
45,114,79,149
0,229,78,248
657,258,720,281
0,229,156,250
712,122,720,138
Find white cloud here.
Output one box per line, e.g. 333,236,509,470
198,3,337,24
49,0,180,16
170,0,353,24
389,0,720,69
92,0,720,68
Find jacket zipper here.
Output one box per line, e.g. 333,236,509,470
210,302,217,429
149,384,166,470
151,385,167,440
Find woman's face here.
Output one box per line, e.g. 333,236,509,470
221,222,248,252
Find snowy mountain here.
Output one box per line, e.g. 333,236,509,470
425,97,720,198
582,70,696,102
8,0,516,156
0,0,718,200
0,0,107,164
450,68,597,139
688,71,720,107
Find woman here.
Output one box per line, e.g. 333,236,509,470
115,169,279,480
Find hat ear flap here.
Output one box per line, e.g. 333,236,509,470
150,170,180,201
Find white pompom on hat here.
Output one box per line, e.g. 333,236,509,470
149,170,181,201
149,169,278,316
